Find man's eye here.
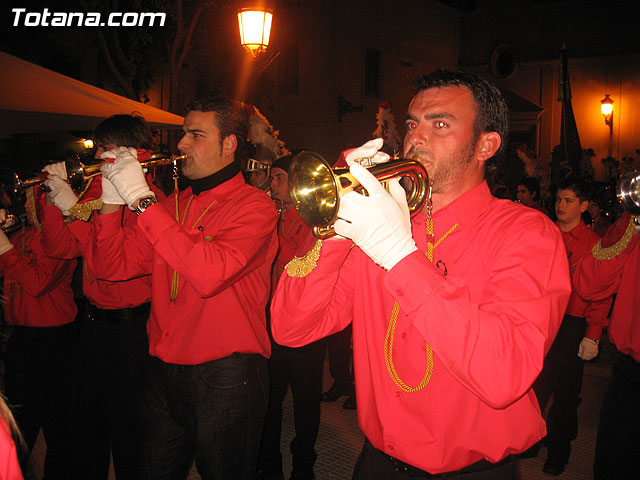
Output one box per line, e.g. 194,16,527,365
406,122,417,131
434,121,448,128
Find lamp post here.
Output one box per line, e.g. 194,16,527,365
237,7,273,58
600,94,614,158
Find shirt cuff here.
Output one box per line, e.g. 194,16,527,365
585,324,604,341
384,250,442,316
136,202,176,245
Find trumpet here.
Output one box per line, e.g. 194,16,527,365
288,151,429,238
10,152,187,196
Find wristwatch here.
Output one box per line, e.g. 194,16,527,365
134,196,157,216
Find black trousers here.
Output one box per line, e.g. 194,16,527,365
593,350,640,480
325,324,354,393
258,339,325,477
4,322,77,480
140,353,269,480
532,314,586,461
352,439,517,479
69,302,150,480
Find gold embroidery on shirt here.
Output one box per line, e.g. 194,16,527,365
285,239,323,278
69,199,104,222
592,216,636,260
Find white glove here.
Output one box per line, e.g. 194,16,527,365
578,337,599,361
0,211,13,255
99,150,126,205
334,164,417,270
44,174,78,216
345,138,390,166
100,147,153,210
42,161,68,179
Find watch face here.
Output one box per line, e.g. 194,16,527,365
136,196,156,215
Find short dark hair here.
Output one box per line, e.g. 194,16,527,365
93,114,153,149
185,96,249,164
414,69,509,157
558,177,590,203
517,177,541,200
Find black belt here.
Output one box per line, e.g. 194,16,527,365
373,442,512,478
85,302,150,324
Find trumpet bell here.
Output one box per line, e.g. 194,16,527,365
288,151,429,238
617,170,640,215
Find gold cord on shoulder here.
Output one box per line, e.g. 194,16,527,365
592,216,636,260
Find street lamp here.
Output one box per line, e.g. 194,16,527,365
237,7,273,57
600,94,614,135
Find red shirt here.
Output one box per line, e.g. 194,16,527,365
40,177,165,309
0,416,22,480
271,207,314,296
92,173,278,365
559,220,611,339
574,232,640,361
271,181,571,474
0,227,76,327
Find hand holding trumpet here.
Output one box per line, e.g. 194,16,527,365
334,164,418,270
42,162,78,216
100,147,155,210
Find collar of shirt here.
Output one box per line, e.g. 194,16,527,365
186,161,241,195
558,219,589,242
183,171,249,204
412,181,493,232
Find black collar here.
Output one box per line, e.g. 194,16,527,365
187,161,241,195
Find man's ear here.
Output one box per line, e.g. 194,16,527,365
476,132,502,163
223,135,237,155
580,200,590,213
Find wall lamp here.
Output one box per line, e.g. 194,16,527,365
600,94,614,135
237,7,273,58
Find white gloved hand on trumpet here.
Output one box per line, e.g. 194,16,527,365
99,149,128,205
344,138,390,167
334,163,417,270
43,171,78,216
101,147,154,210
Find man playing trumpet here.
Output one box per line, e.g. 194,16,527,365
270,70,571,479
89,97,278,480
40,113,164,480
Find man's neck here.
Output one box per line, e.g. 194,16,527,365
428,178,484,214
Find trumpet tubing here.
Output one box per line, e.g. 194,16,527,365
12,153,187,196
288,151,429,238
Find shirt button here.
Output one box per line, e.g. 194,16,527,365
401,332,407,340
395,391,401,397
397,289,404,296
164,332,169,337
387,444,394,451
